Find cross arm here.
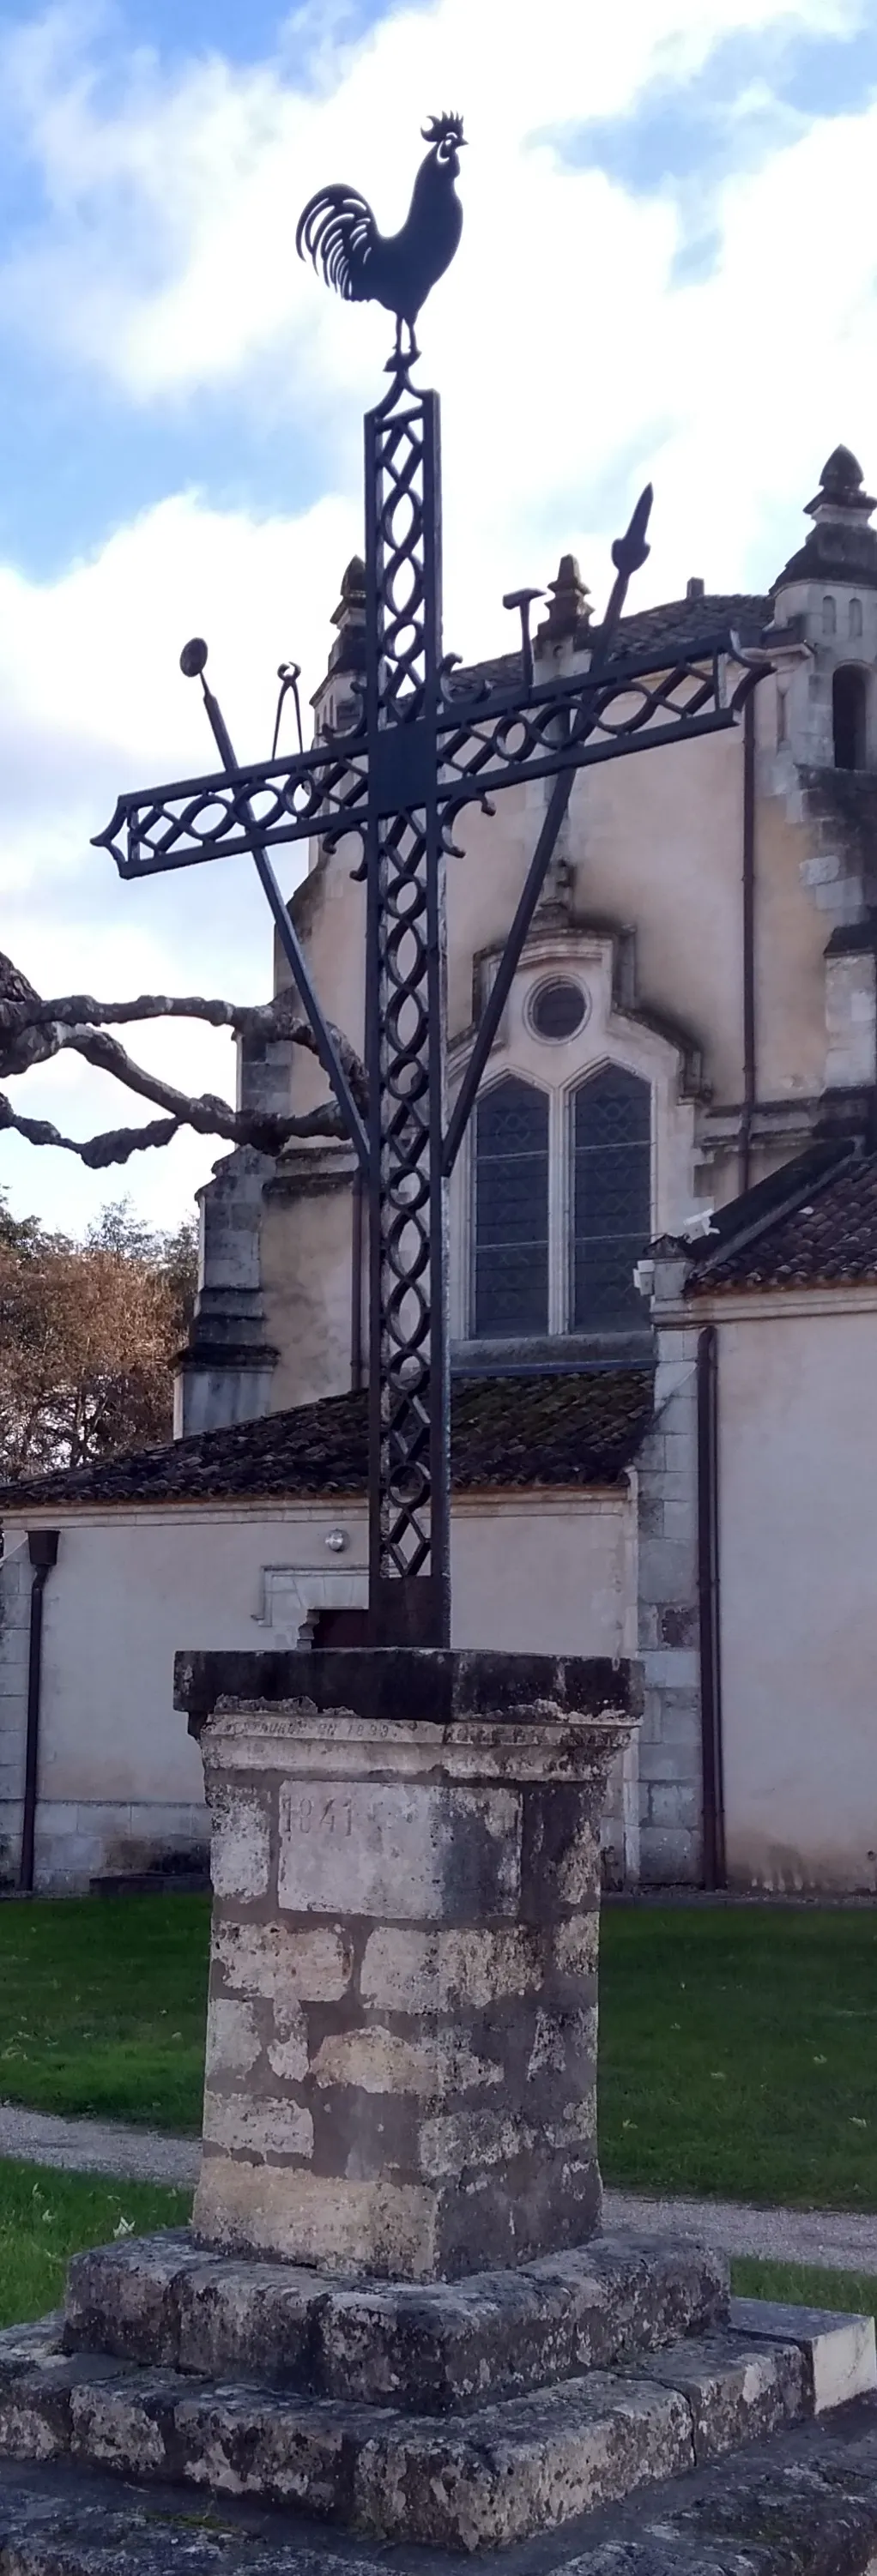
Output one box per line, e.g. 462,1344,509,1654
92,733,370,880
93,629,765,883
436,629,766,826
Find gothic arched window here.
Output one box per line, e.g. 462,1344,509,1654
572,1067,651,1330
833,665,868,771
474,1076,549,1337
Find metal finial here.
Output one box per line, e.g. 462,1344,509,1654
180,638,209,679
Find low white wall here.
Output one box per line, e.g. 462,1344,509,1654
717,1301,877,1891
0,1486,632,1891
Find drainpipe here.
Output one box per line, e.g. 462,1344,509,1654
350,1169,364,1391
696,1330,726,1890
19,1530,59,1895
740,690,757,1194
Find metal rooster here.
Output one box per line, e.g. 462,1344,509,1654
296,112,466,361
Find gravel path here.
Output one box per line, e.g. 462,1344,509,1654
2,2102,876,2273
0,2102,199,2189
604,2188,877,2275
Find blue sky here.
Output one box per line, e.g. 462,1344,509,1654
3,0,877,1233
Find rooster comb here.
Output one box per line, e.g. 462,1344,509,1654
421,111,465,145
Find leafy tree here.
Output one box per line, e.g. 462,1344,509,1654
0,1192,197,1479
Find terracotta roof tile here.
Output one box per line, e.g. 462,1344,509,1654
457,594,770,697
0,1370,654,1512
690,1149,877,1293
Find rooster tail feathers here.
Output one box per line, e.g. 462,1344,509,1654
295,185,377,301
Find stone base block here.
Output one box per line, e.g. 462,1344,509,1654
729,2293,877,2412
3,2293,867,2551
7,2410,877,2574
63,2227,728,2410
1,2300,876,2561
192,2144,602,2284
0,2319,810,2550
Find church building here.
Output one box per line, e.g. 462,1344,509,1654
3,446,877,1895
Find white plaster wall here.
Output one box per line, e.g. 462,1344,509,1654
0,1537,30,1883
0,1487,632,1889
717,1303,877,1891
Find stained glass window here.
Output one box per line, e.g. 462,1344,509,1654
474,1076,549,1336
572,1068,650,1330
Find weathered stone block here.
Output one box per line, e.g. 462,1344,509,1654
353,2374,693,2549
635,2333,807,2461
176,2260,323,2383
551,1915,600,1981
64,2235,204,2367
310,2024,504,2096
202,2094,313,2162
57,2228,729,2407
266,2007,309,2082
209,1785,270,1900
729,2295,877,2411
359,1924,543,2012
174,2383,348,2514
69,2371,176,2477
213,1920,352,2003
278,1781,521,1922
204,1998,262,2080
193,2162,439,2280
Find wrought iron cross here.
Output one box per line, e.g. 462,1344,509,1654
94,117,764,1651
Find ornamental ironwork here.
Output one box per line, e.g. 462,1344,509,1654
94,115,766,1650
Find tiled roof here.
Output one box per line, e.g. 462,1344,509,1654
688,1147,877,1293
0,1370,654,1512
457,594,770,697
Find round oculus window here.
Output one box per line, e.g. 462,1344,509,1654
529,977,588,1041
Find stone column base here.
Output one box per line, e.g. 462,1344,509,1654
176,1649,640,2282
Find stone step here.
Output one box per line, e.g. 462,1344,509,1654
0,2314,822,2551
9,2406,877,2576
729,2292,877,2412
62,2224,728,2410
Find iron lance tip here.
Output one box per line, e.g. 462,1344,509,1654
180,637,209,679
611,485,653,577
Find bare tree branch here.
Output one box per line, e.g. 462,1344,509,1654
0,965,366,1105
0,1092,344,1168
0,950,360,1166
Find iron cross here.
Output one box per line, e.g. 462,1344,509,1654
94,118,765,1651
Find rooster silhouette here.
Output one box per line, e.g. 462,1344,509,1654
296,112,466,361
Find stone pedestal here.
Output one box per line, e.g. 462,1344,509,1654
0,1647,874,2566
175,1650,638,2283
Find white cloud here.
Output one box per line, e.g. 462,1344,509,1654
1,0,876,1234
1,482,356,1233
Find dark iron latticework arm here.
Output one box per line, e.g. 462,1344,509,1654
93,113,767,1650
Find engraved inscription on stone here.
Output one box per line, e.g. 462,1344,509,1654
277,1783,519,1921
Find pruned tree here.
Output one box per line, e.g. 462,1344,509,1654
0,950,364,1168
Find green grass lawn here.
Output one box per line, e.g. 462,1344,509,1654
0,1897,876,2211
599,1903,877,2208
0,2161,190,2328
0,1895,209,2131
